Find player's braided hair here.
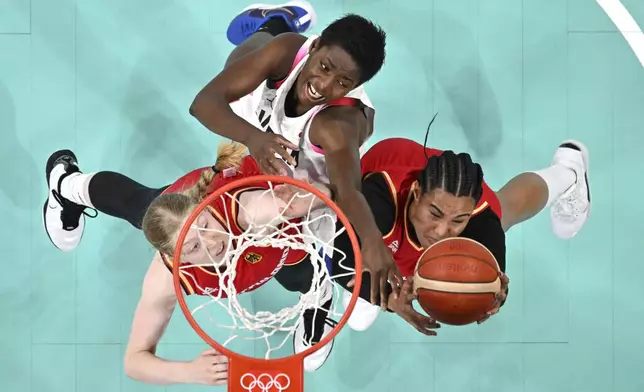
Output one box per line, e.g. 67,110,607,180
142,142,247,256
417,115,484,202
183,142,247,202
418,152,484,202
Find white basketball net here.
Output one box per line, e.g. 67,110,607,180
176,179,356,359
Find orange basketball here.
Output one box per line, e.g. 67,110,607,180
413,237,501,326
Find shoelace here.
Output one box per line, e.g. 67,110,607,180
302,298,335,344
52,189,97,231
303,313,337,345
553,185,586,221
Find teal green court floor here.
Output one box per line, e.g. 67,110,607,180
2,0,644,391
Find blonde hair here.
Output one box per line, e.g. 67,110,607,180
142,141,247,255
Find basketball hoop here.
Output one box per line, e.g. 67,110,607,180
171,174,362,392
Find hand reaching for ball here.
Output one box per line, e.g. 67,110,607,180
477,273,510,324
388,279,441,336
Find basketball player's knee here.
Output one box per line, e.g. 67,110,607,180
496,173,549,231
225,33,274,68
496,190,519,232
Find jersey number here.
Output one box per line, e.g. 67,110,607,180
258,109,300,167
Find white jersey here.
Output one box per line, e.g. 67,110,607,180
229,35,374,255
229,35,374,184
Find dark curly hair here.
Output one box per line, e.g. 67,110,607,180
318,14,387,84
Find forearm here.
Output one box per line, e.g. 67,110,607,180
335,189,383,243
189,93,260,145
124,351,192,385
240,182,332,229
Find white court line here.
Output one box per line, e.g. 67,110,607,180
596,0,644,67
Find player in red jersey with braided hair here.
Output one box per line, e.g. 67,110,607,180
283,134,590,338
336,136,591,334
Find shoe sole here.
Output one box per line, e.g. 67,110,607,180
293,321,336,372
229,1,317,45
241,1,317,28
43,149,80,251
560,139,591,221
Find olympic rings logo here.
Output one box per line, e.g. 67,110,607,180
240,373,291,391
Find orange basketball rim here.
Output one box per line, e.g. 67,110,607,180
171,174,363,392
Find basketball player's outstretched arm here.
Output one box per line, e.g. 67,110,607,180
124,253,228,386
190,33,303,175
236,183,332,232
309,106,402,307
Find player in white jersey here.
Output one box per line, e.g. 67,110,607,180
190,1,403,365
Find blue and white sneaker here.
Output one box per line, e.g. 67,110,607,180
226,1,317,46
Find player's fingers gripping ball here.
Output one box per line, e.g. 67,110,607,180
413,237,501,325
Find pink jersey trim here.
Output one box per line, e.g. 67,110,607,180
306,97,360,154
274,43,309,89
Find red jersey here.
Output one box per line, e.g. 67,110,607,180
160,156,307,296
360,138,502,277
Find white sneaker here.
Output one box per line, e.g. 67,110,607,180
43,150,96,251
549,140,591,239
342,289,380,332
293,281,335,372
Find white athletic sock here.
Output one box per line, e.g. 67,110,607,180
530,163,577,207
59,170,97,208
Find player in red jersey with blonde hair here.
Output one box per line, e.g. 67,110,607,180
41,142,339,385
145,150,313,298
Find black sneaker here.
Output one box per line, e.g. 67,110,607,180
43,150,97,251
293,281,336,372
